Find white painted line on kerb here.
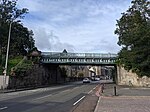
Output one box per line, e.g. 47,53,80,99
33,94,52,101
0,106,8,110
73,96,85,106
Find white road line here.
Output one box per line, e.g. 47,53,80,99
33,94,52,101
73,96,85,106
93,85,99,90
88,90,93,94
0,106,8,110
88,85,99,94
94,97,101,112
93,87,97,90
88,84,99,94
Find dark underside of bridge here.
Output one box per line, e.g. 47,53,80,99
42,63,118,83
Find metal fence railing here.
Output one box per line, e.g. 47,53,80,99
41,52,118,58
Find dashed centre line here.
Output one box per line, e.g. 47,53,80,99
73,96,85,106
88,90,93,94
0,106,8,110
88,84,99,94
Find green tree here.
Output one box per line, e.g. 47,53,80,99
8,23,35,56
0,0,35,62
115,0,150,77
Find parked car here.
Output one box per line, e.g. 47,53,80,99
83,78,90,83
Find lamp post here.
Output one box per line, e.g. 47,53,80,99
3,21,13,89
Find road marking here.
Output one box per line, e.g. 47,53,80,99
88,90,93,94
93,85,99,90
73,96,85,106
88,85,99,94
93,87,97,90
0,106,8,110
33,94,52,101
94,97,101,112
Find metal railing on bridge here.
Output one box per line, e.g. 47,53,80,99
40,52,118,65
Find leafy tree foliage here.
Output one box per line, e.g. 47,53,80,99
0,0,35,64
115,0,150,77
0,0,35,55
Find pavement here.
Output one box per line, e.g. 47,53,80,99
94,83,150,112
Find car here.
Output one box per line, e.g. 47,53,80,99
83,78,90,83
95,77,100,81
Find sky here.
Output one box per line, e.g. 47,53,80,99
17,0,131,53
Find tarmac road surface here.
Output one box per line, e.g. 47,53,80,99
0,81,101,112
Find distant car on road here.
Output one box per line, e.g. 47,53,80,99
95,77,100,81
83,78,90,83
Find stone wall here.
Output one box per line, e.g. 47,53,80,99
117,66,150,87
7,64,64,89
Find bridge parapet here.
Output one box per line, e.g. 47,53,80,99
41,52,117,58
40,52,118,65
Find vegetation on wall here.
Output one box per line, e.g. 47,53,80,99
115,0,150,77
13,59,32,77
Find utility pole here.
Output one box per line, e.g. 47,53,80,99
3,21,13,89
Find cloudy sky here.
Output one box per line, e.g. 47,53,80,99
17,0,131,53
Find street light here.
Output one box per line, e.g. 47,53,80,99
3,21,13,89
